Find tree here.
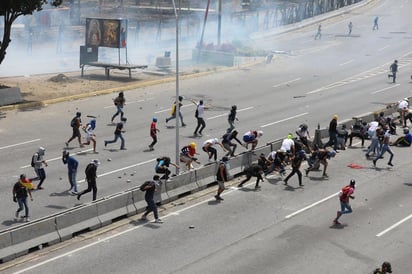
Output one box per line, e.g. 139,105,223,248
0,0,62,65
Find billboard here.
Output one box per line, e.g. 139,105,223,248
86,18,127,48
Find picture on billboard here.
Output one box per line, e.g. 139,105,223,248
86,18,127,48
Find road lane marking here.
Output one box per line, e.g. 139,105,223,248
371,84,400,94
285,192,339,219
10,179,247,273
103,98,154,109
339,59,354,66
377,45,390,52
376,214,412,237
154,103,194,114
0,139,40,150
77,158,157,184
20,148,93,169
272,78,301,88
207,106,254,120
260,112,308,128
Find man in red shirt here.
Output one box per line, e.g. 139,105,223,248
149,117,160,151
333,179,355,225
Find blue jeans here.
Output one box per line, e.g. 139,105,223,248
376,143,394,163
112,106,124,121
17,197,29,218
166,111,184,125
68,170,78,192
144,198,159,219
227,120,235,133
337,201,352,221
366,136,380,156
106,133,125,149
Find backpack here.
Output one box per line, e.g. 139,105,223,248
70,116,77,127
339,185,351,199
139,181,151,191
31,153,39,167
195,106,199,118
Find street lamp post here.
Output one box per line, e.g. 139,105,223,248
171,0,180,175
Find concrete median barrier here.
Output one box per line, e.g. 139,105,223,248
0,231,14,262
195,163,218,188
131,188,147,213
0,217,59,263
55,204,101,241
96,191,136,227
166,170,197,200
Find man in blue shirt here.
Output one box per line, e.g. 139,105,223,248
62,151,79,195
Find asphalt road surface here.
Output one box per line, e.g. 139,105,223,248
1,0,412,272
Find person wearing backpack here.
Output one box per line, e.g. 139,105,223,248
111,92,125,123
66,112,83,148
140,175,163,223
13,174,34,222
165,96,186,127
155,156,179,181
333,179,356,225
77,159,99,201
32,147,48,190
192,99,207,136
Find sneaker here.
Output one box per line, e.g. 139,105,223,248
283,180,288,185
104,141,107,147
15,211,19,218
25,217,30,222
237,184,243,188
365,154,369,159
214,195,224,201
77,194,81,200
154,218,164,223
388,162,393,167
193,132,198,136
165,118,168,124
208,159,214,163
37,186,44,190
120,147,127,150
305,169,309,176
255,186,261,190
372,160,377,167
299,183,304,186
388,74,391,79
65,142,69,147
139,215,147,221
322,173,328,178
182,123,186,127
333,220,341,225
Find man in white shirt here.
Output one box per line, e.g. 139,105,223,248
202,138,226,162
398,98,409,127
280,133,295,155
365,120,380,158
192,99,206,136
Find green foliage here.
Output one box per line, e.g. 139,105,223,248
0,0,63,65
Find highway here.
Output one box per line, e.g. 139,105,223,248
1,0,412,272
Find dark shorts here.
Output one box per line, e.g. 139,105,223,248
72,127,81,138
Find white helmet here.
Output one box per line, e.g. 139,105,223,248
257,130,263,137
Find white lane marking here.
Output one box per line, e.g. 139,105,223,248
103,98,154,109
339,59,354,66
371,84,400,94
20,148,93,169
77,158,156,184
285,192,339,219
207,106,254,120
154,103,194,114
260,112,309,128
376,214,412,237
377,45,390,52
272,78,302,88
0,139,40,150
11,179,247,273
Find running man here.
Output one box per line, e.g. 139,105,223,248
82,119,97,153
111,92,125,123
333,179,356,225
149,117,160,151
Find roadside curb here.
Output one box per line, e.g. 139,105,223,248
0,59,264,112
